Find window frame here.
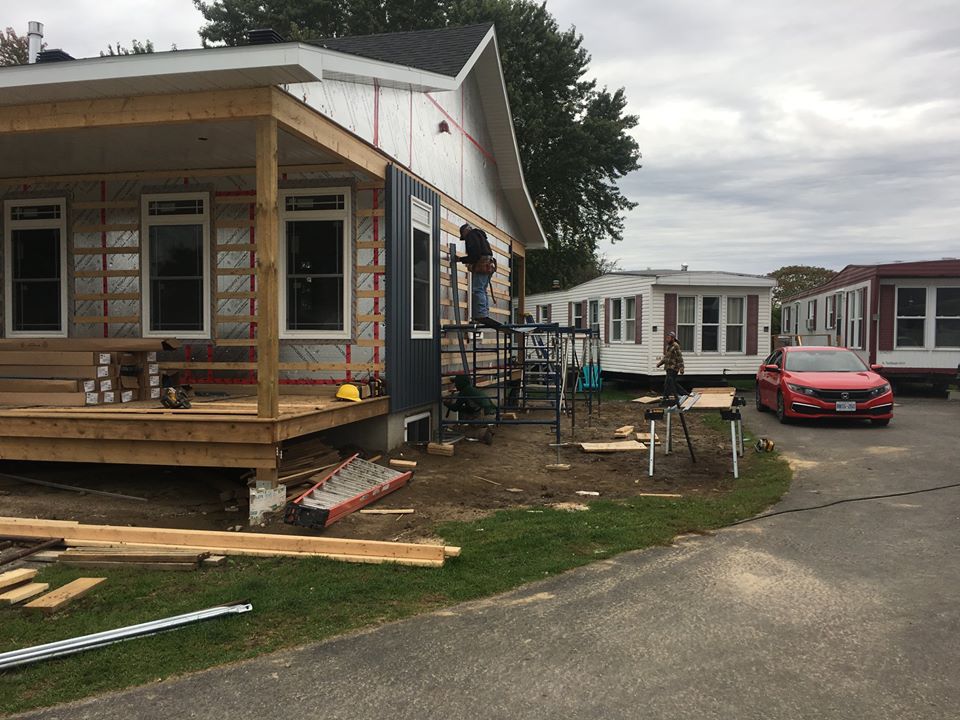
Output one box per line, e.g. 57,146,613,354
825,294,836,329
277,187,352,340
935,286,960,348
846,288,864,349
806,299,816,330
588,299,600,335
677,295,697,352
572,302,584,328
409,197,434,339
700,295,721,353
725,296,746,353
610,297,623,342
895,286,926,349
3,197,69,338
609,296,636,343
140,192,211,339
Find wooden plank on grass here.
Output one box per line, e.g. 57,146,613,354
0,582,49,604
59,560,199,572
358,508,415,515
579,441,647,453
0,568,37,592
23,577,105,612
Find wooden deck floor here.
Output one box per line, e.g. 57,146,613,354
0,394,390,469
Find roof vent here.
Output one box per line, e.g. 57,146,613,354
36,48,74,63
680,264,689,271
247,28,286,45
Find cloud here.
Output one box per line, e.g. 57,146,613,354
548,0,960,274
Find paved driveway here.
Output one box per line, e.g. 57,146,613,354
16,397,960,720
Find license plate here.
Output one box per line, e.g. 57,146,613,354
835,401,857,412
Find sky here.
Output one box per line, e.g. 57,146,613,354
4,0,960,275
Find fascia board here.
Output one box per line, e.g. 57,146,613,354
316,47,458,92
0,43,324,96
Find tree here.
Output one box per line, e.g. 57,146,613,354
101,39,156,56
768,265,837,307
1,27,36,66
193,0,641,292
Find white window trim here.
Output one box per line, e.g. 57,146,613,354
589,299,600,335
725,296,746,353
572,303,584,328
278,187,352,340
846,288,864,350
3,197,68,338
610,296,636,343
410,197,433,339
611,297,623,342
700,295,721,353
140,192,211,339
403,411,431,442
806,299,816,330
895,286,926,349
825,295,836,329
934,286,960,348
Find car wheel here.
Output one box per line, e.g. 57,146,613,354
755,384,766,412
871,418,891,427
776,391,789,424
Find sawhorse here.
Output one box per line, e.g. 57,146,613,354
720,395,747,478
644,405,696,477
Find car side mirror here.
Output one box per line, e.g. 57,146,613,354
870,363,884,372
763,364,781,372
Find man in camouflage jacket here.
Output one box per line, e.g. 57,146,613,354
656,330,687,401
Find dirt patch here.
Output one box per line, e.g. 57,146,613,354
0,401,749,545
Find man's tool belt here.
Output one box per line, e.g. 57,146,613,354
471,255,497,274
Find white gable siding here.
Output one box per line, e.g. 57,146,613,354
291,74,521,241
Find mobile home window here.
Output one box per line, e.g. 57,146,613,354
624,297,636,342
142,193,210,336
410,199,433,338
782,305,792,334
536,304,551,323
279,188,351,338
806,300,816,330
610,297,636,343
701,296,720,352
935,287,960,347
847,289,864,349
677,296,696,351
3,199,68,337
611,298,623,341
589,299,600,335
572,303,583,328
895,287,925,348
826,295,836,329
726,297,745,352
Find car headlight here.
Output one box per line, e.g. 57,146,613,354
868,383,891,397
786,383,817,396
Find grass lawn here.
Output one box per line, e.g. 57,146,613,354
0,443,790,715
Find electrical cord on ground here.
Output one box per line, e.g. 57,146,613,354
730,481,960,526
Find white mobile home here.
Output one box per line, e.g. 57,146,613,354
781,259,960,390
526,270,776,377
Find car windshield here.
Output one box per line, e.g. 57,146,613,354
785,350,868,372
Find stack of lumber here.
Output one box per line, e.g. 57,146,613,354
0,339,173,406
278,436,343,488
58,547,209,572
0,516,460,567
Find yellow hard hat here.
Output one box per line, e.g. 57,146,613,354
335,383,362,402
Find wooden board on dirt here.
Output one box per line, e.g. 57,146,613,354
23,577,105,613
636,432,661,445
580,441,647,453
358,508,415,515
631,395,662,404
389,459,417,469
426,443,455,457
613,425,635,438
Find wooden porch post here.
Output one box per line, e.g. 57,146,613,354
255,116,280,420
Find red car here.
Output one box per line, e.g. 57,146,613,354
755,346,894,426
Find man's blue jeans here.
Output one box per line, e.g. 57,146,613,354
471,271,491,319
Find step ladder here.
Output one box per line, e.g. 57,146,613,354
284,454,413,529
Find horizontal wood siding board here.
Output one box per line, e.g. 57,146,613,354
385,165,441,412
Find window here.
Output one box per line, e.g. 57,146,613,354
782,305,792,334
677,296,696,351
141,193,210,337
826,294,836,329
536,304,551,323
806,300,816,330
701,296,720,352
846,288,864,349
610,296,636,342
935,287,960,347
3,198,68,337
896,287,926,348
834,292,844,332
279,188,351,338
410,198,433,338
726,297,745,352
589,299,600,334
572,302,583,328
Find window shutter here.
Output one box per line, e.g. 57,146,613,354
604,298,610,342
580,300,588,329
878,285,895,351
813,299,818,328
545,305,551,323
635,294,643,344
746,294,759,355
567,302,573,326
664,293,677,332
